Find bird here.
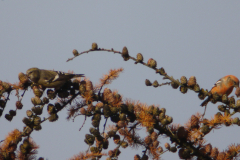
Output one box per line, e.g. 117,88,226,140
26,67,84,89
201,75,239,107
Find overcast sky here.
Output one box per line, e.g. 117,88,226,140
1,1,240,160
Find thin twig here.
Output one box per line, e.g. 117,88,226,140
102,118,108,135
79,116,87,131
158,82,171,87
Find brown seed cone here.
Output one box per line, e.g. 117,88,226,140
33,116,41,126
57,90,69,98
218,105,226,112
42,97,49,104
0,100,6,109
134,155,141,160
31,106,43,115
180,76,187,85
72,49,79,56
201,125,210,134
86,80,93,91
190,115,199,129
107,130,116,137
2,82,11,91
158,146,163,153
222,94,228,103
33,124,42,131
147,58,157,68
103,88,112,101
121,141,128,148
92,43,98,50
178,148,191,159
103,139,109,149
171,81,179,89
232,117,239,124
229,97,235,105
157,67,166,75
151,132,158,141
122,46,129,61
177,126,188,139
31,96,42,106
145,79,152,86
117,121,126,128
210,147,219,159
26,110,33,117
79,80,86,94
187,76,196,87
33,86,43,98
136,53,143,62
23,126,32,136
159,112,165,121
91,120,99,128
47,104,56,114
193,84,200,92
212,92,220,101
119,113,126,121
22,117,31,125
152,80,159,88
169,147,177,153
217,152,226,160
47,89,56,100
16,101,23,110
180,86,188,94
48,113,58,122
198,91,206,100
113,134,120,144
9,110,16,116
204,143,212,155
164,143,170,150
144,136,152,145
152,140,159,148
118,129,125,136
18,72,29,84
166,116,173,124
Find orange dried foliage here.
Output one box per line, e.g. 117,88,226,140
184,112,202,130
106,124,118,132
148,146,162,160
95,102,104,108
16,138,39,160
96,68,124,89
0,129,22,153
81,91,94,103
224,144,240,159
204,113,232,128
136,103,156,128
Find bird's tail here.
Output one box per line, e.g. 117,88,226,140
200,96,210,107
73,74,85,78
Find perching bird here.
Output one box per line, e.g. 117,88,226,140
200,75,239,107
26,67,84,89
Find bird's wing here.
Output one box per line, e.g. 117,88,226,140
210,78,222,90
51,71,68,82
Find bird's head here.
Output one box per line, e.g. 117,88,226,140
26,67,40,83
229,75,239,88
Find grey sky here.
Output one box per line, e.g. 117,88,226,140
1,1,240,159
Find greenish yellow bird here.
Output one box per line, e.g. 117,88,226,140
26,67,84,89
